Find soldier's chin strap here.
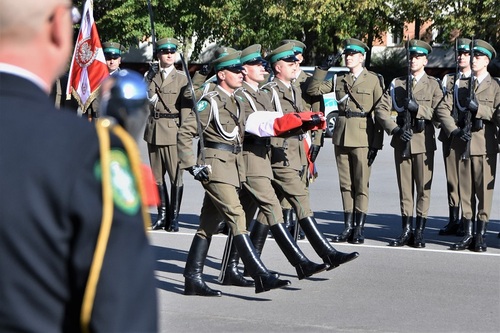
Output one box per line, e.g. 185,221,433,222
80,119,151,333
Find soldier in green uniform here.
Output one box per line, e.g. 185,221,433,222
435,40,500,252
102,41,125,76
251,43,359,269
437,38,472,236
218,44,327,285
177,51,291,296
144,37,190,232
374,39,444,248
307,38,385,244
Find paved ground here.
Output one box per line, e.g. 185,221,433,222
144,137,500,333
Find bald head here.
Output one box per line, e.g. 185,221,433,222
0,0,74,92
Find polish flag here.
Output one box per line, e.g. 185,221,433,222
66,0,108,112
245,111,325,137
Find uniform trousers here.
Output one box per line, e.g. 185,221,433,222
270,167,313,220
148,143,183,187
242,176,283,226
442,138,460,207
196,182,247,239
394,150,434,217
458,154,497,222
334,145,371,213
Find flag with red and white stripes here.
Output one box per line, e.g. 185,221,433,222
66,0,108,112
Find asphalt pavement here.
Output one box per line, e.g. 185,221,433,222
144,136,500,333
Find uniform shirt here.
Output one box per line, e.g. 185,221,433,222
307,67,384,149
178,85,246,187
436,73,500,156
236,81,276,179
375,73,444,154
144,66,189,145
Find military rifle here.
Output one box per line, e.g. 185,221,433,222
451,38,459,122
461,37,474,160
401,37,412,158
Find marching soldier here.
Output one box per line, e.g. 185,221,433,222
307,38,385,244
144,37,190,232
102,41,125,76
178,51,291,296
435,40,500,252
374,39,444,248
218,44,327,286
437,38,472,236
251,43,359,269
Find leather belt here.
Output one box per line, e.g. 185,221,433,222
243,136,271,147
343,110,369,118
151,111,179,119
205,141,242,154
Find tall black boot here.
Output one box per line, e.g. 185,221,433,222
439,207,460,235
298,216,359,270
389,216,414,247
167,185,183,232
220,241,254,287
234,234,291,294
184,235,222,296
152,184,169,230
450,219,474,251
287,209,305,240
413,216,427,248
474,220,487,252
243,222,270,277
270,223,327,280
351,211,366,244
332,212,354,243
283,208,293,230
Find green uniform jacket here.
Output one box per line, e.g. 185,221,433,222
375,74,443,154
266,79,307,171
237,82,275,179
293,69,322,112
144,68,189,145
178,85,246,187
436,74,500,156
307,67,384,149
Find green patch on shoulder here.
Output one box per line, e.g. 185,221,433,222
196,100,209,112
94,149,140,215
236,95,245,103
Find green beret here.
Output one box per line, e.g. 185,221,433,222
212,51,244,72
267,43,298,64
241,44,265,64
280,39,306,54
472,39,497,59
343,38,369,54
102,42,124,56
214,46,237,59
408,39,432,55
156,37,179,52
456,38,471,52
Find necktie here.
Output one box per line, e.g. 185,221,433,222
412,77,417,89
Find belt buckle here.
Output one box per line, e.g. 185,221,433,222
153,110,160,119
233,145,242,154
345,109,352,118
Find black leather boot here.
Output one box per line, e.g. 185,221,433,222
298,216,359,270
167,185,183,232
184,235,222,296
389,216,414,247
243,222,269,277
332,212,354,243
234,234,291,294
270,223,327,280
283,208,293,230
351,211,366,244
450,219,474,251
286,209,305,240
152,184,169,230
220,241,254,287
439,206,460,235
413,216,426,248
474,220,487,252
